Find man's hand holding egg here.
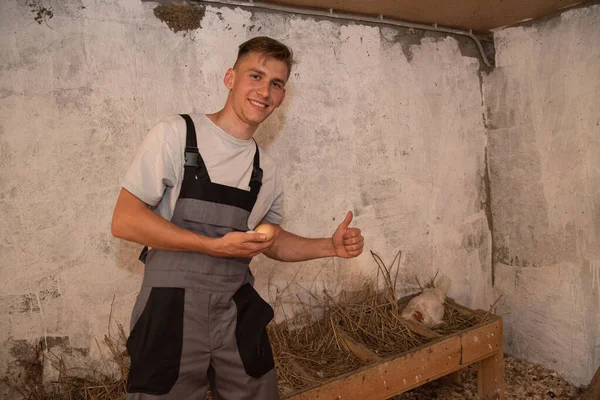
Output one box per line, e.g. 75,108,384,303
213,223,277,259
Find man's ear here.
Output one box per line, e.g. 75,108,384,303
224,68,235,90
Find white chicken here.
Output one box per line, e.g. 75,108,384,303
400,276,452,327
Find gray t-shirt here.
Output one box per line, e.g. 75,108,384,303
122,114,284,229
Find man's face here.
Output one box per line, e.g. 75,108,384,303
224,52,288,127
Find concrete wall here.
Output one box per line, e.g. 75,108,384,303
484,4,600,386
0,0,491,388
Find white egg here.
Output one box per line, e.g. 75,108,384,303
254,223,276,240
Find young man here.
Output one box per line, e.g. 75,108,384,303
111,36,364,400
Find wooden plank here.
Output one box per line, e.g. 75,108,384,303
478,351,504,400
289,360,320,385
462,319,502,364
397,293,417,305
477,321,504,400
284,336,461,400
582,363,600,400
338,330,383,363
447,298,488,318
283,319,502,400
402,319,443,339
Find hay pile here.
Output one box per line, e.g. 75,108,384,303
268,310,363,394
328,285,428,357
5,325,128,400
429,303,482,336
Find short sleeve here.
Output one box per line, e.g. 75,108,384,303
262,168,284,225
121,120,180,207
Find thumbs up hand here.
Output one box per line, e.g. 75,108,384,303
332,211,364,259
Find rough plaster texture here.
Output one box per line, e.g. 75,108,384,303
484,4,600,386
0,0,491,388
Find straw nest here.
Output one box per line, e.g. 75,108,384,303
268,310,364,394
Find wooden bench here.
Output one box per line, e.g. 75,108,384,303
281,299,504,400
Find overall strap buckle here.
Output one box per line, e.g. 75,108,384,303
184,147,199,167
180,114,210,182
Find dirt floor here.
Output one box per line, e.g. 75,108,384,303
1,350,587,399
392,355,585,400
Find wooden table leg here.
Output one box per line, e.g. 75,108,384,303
478,350,505,400
447,370,463,385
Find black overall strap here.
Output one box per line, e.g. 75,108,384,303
181,114,210,182
249,140,263,196
139,114,208,264
138,245,149,263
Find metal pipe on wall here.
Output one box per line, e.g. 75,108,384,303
196,0,493,68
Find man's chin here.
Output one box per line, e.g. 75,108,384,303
247,111,273,125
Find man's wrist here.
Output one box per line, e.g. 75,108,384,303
188,231,218,256
324,238,337,258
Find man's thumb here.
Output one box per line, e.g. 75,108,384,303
340,211,353,229
246,231,267,241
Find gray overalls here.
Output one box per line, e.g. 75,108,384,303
126,114,279,399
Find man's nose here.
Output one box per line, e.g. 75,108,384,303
256,81,270,99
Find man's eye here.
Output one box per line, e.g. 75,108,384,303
272,82,282,88
251,74,260,80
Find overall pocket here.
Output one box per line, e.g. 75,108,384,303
126,287,185,395
232,283,275,379
178,198,248,236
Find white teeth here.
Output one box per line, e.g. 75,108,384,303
250,100,267,108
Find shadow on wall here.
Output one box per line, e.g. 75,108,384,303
114,239,145,277
255,83,295,149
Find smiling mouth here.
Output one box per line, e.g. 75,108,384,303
249,99,268,109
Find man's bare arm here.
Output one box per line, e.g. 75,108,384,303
111,188,274,258
263,212,364,262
